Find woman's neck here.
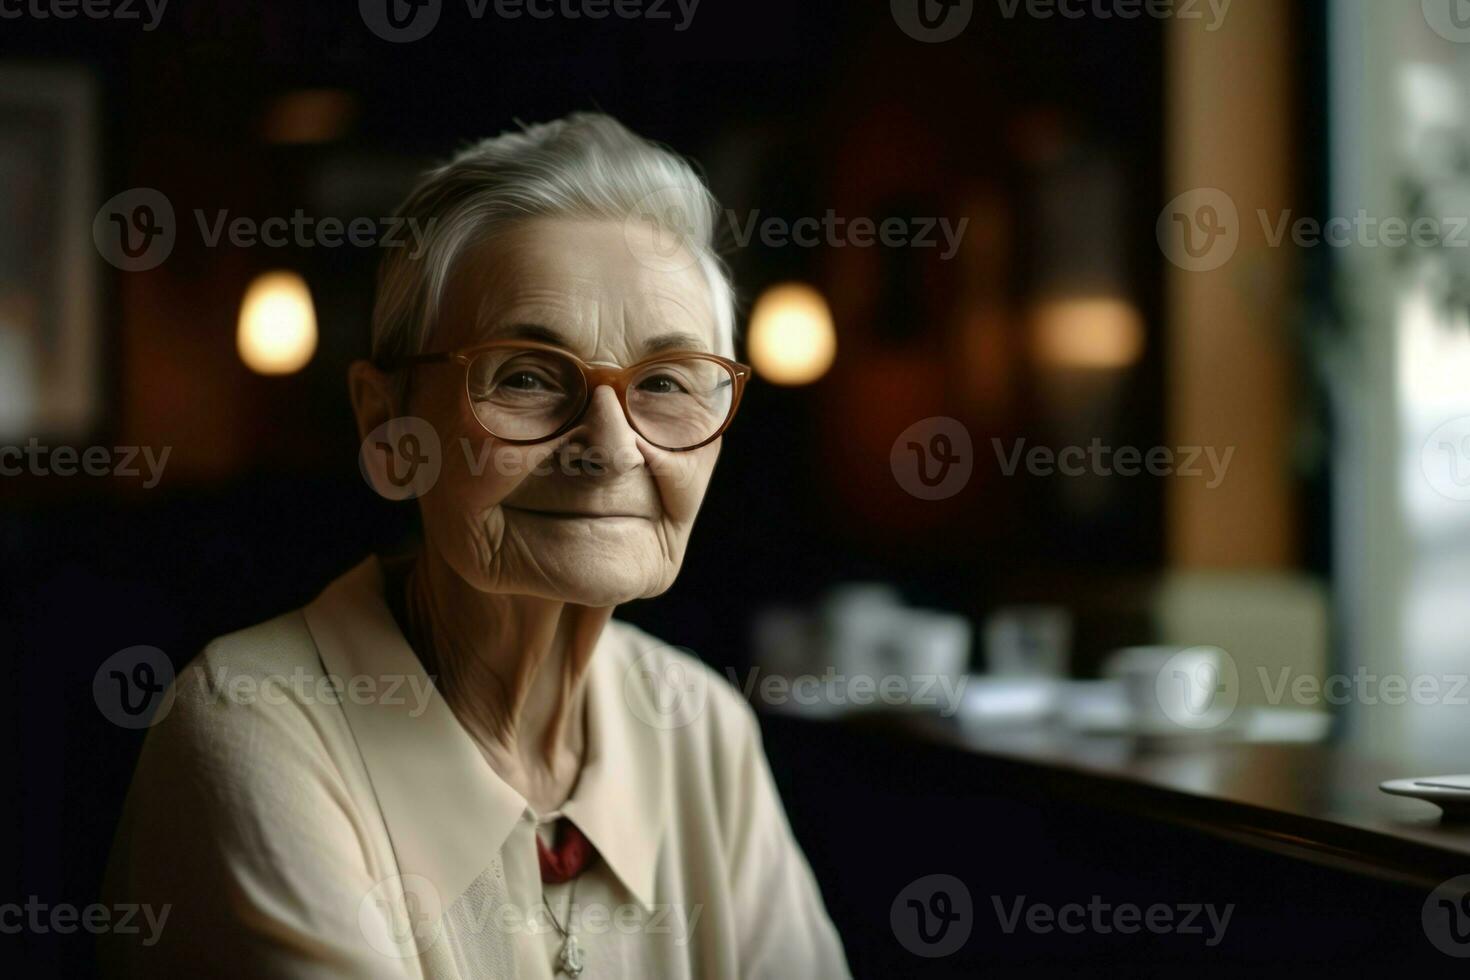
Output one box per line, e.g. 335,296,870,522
395,546,613,814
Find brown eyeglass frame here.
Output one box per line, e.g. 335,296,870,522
389,339,752,452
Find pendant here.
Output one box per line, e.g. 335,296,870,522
557,934,584,978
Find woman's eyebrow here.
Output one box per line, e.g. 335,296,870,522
491,322,569,346
481,323,710,356
641,331,710,355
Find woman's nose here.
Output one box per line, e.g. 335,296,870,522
566,385,642,475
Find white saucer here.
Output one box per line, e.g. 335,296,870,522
1379,775,1470,820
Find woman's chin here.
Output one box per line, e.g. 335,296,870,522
531,574,662,607
486,521,670,600
514,554,673,607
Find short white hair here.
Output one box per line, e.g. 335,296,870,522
371,112,735,379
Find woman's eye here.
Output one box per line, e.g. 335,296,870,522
500,370,550,391
638,374,688,394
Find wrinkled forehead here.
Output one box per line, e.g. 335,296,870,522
435,217,720,360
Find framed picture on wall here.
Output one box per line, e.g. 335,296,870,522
0,65,97,441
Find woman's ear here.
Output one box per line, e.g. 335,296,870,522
350,361,441,501
348,359,397,443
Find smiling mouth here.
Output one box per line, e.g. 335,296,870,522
503,505,653,520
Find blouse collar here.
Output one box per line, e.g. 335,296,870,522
303,556,666,911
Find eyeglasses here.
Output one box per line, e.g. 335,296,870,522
391,340,751,452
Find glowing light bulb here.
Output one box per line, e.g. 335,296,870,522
237,271,318,376
747,282,836,386
1030,296,1144,370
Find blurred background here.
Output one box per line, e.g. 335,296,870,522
9,0,1470,974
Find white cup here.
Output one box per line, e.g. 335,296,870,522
1105,645,1238,733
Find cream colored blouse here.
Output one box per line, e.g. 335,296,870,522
102,558,850,979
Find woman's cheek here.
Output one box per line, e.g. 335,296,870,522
447,437,534,506
652,446,717,523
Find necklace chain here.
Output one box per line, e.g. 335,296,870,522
542,875,580,937
543,876,585,977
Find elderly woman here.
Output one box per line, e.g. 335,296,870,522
103,113,849,979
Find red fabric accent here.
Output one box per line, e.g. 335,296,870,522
537,819,595,883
